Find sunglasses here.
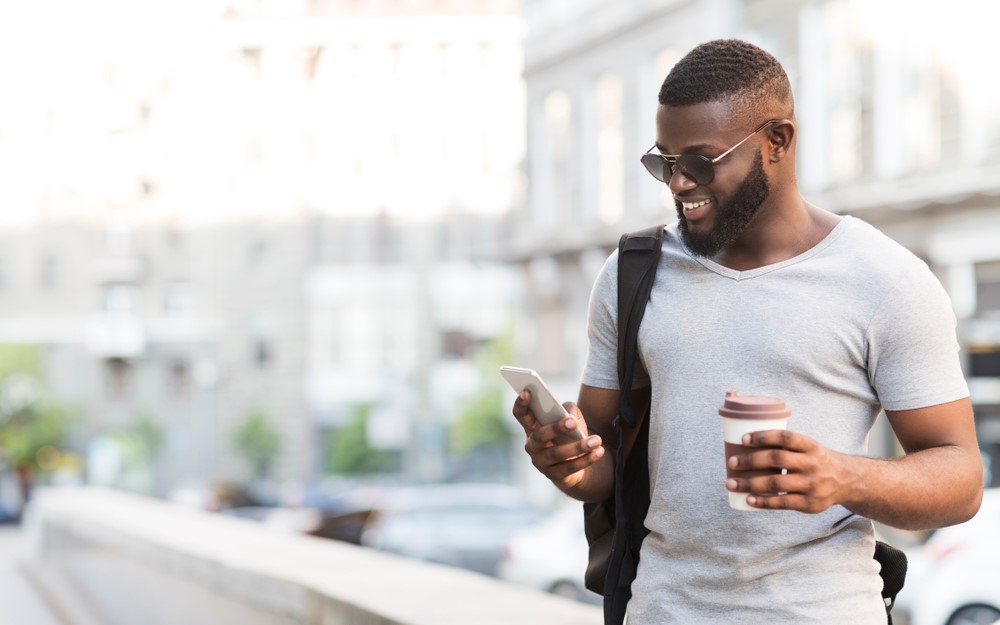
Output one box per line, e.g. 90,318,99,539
640,119,780,185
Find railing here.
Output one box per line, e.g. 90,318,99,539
22,487,601,625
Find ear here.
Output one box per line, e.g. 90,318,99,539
765,120,794,163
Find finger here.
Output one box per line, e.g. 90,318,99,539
745,493,828,513
741,429,814,451
511,390,540,433
727,447,801,472
534,444,605,482
562,402,589,436
527,423,601,455
726,472,809,496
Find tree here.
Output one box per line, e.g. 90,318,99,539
326,404,398,475
232,409,281,479
0,345,81,502
446,331,516,476
110,411,166,494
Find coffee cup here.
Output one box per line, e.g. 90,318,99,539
719,390,791,511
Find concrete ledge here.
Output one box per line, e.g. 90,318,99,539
23,487,601,625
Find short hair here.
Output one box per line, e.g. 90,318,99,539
658,39,793,122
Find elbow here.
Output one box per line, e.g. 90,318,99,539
952,456,985,526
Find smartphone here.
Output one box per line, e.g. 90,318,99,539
499,366,584,440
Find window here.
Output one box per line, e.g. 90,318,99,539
103,284,136,317
596,72,624,224
167,360,192,397
39,255,57,290
250,313,275,368
164,282,193,316
104,358,133,398
976,261,1000,316
543,90,573,225
240,47,262,79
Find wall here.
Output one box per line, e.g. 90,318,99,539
22,487,601,625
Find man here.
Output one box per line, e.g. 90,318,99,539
512,39,983,624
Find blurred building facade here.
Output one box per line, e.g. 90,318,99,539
0,0,525,495
512,0,1000,475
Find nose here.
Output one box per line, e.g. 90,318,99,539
667,167,697,194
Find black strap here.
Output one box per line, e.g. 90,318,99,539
615,224,665,429
604,224,664,624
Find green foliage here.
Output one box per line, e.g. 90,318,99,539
0,344,79,472
0,344,42,379
449,386,511,456
111,411,165,470
0,401,75,468
106,410,166,494
447,331,515,457
232,409,281,479
326,404,398,475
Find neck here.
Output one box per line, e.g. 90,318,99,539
711,194,840,271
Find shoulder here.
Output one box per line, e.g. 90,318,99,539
836,217,928,271
831,216,940,288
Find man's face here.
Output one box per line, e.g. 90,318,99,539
654,102,772,257
676,149,769,257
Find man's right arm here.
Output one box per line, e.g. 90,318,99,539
512,383,648,503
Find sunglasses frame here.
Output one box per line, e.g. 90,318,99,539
641,119,781,185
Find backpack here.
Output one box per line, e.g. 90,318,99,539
582,224,906,625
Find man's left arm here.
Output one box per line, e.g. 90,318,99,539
840,397,982,529
727,397,983,529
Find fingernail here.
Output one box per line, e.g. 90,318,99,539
742,434,751,445
587,437,600,448
564,418,575,429
727,456,737,469
726,479,737,490
747,496,757,506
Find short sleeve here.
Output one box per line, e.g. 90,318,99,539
866,263,969,411
581,251,621,390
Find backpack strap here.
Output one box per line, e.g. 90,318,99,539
602,224,664,625
615,224,665,429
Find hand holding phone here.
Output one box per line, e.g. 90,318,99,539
499,366,584,440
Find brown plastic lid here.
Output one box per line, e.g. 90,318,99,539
718,390,791,419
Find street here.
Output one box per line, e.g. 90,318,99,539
0,524,64,625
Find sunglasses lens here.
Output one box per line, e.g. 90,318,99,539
641,154,669,182
641,153,715,185
675,156,714,185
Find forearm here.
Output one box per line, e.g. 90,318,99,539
839,445,983,530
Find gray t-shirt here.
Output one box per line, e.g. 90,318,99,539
582,216,969,624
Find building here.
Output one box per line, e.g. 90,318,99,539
0,0,526,496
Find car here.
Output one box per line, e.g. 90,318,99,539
218,505,324,534
359,483,546,577
496,498,600,604
893,488,1000,625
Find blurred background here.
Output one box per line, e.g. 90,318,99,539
0,0,999,623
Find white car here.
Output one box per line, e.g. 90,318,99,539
893,488,1000,625
496,498,601,604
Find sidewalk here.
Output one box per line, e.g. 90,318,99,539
1,521,304,625
0,524,64,625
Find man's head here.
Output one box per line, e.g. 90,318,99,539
658,38,793,127
649,39,796,257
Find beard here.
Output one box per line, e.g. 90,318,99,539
677,150,770,258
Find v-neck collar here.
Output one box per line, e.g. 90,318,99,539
683,216,853,281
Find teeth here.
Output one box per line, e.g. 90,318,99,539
681,199,710,211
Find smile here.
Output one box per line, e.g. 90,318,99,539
681,199,711,212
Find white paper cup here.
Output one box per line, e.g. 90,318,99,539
719,390,791,511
